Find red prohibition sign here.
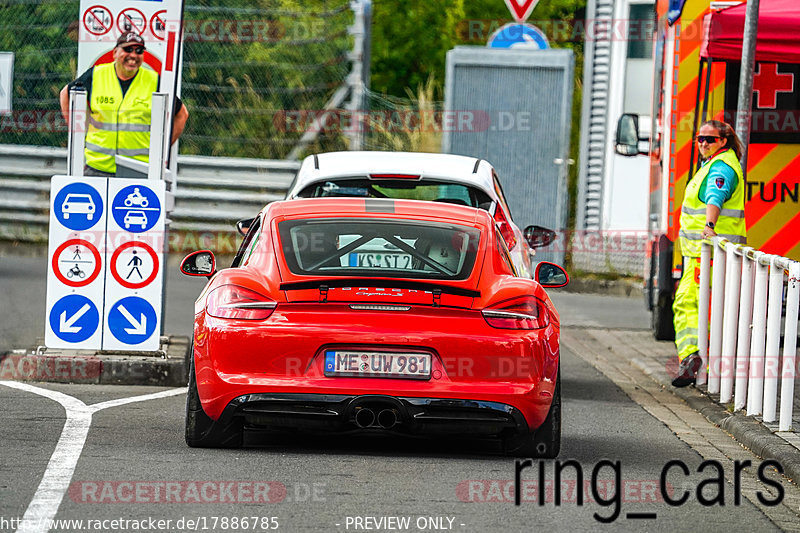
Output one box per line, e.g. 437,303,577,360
83,5,113,36
150,10,167,41
52,239,102,287
117,8,147,36
110,241,159,289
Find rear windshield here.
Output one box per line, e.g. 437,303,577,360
278,218,481,280
296,178,492,209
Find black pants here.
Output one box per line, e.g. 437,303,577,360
83,165,115,177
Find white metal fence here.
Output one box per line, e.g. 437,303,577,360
698,237,800,431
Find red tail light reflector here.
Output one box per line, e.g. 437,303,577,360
482,296,549,330
206,285,277,320
368,173,421,180
493,208,517,251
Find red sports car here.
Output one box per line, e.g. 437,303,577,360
181,198,568,456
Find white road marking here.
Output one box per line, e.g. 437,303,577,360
0,381,185,533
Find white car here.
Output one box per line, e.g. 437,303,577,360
123,210,148,229
284,151,556,278
62,193,95,220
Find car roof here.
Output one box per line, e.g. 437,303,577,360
291,151,496,197
266,197,490,227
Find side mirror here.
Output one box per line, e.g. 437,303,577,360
524,225,556,249
180,250,216,279
615,113,647,156
236,217,256,236
534,262,569,288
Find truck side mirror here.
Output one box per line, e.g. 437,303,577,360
615,113,646,156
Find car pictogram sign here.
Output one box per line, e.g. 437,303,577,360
52,239,102,287
83,5,113,36
107,296,157,345
53,182,104,231
150,10,167,40
110,240,159,289
117,8,147,35
111,184,162,233
48,294,100,344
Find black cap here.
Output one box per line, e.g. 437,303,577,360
116,32,145,48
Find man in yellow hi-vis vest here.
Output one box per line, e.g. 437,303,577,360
59,32,189,176
672,120,747,387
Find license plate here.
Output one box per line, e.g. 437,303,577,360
348,252,412,269
324,350,431,379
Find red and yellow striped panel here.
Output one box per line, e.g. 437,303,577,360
745,144,800,259
666,1,800,263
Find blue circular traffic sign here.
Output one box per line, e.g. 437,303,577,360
107,296,157,344
53,183,104,231
488,23,549,49
49,294,100,343
112,185,161,233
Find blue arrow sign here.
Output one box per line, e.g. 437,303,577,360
48,294,100,343
488,23,549,50
107,296,157,344
53,182,104,231
111,184,161,233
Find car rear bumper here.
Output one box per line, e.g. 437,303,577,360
215,392,531,437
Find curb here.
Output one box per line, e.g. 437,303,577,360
0,336,191,387
632,357,800,484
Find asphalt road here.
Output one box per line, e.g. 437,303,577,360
1,252,798,532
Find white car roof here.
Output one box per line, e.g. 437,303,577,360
288,151,497,199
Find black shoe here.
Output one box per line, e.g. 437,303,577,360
672,353,701,388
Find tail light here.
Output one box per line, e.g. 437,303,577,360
493,208,517,251
482,296,549,330
206,284,277,320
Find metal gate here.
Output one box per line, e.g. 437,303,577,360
443,47,574,265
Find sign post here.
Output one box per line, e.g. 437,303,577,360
45,176,108,350
45,177,165,352
103,179,165,351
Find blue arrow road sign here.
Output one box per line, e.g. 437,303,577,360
53,182,104,231
112,184,161,233
488,23,549,50
107,296,157,344
48,294,100,343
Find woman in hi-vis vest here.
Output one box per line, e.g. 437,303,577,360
672,120,747,387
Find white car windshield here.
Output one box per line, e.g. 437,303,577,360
296,178,492,210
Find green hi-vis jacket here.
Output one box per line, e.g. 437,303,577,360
85,63,158,173
678,148,746,258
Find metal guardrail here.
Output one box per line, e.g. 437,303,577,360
698,237,799,432
0,145,299,249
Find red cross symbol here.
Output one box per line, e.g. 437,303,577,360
753,63,794,109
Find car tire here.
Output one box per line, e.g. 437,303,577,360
185,354,243,448
652,291,675,341
506,366,561,458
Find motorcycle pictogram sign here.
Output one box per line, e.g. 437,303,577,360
111,185,161,233
52,239,102,287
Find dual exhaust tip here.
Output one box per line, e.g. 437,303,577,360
354,407,399,429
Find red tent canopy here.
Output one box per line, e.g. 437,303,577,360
701,0,800,63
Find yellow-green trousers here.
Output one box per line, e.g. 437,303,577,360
673,256,702,361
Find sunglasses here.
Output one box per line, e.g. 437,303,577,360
121,45,145,54
695,135,721,144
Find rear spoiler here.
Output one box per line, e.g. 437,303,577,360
279,278,480,298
